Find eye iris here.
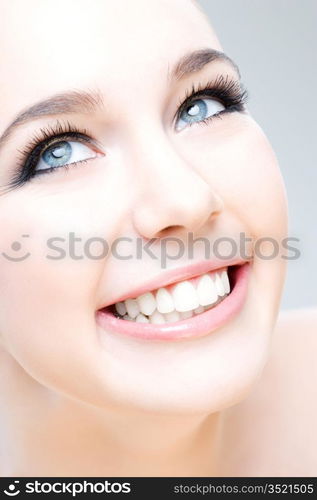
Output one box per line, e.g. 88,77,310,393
42,141,72,167
181,99,207,123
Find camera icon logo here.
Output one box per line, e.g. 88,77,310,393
3,481,20,496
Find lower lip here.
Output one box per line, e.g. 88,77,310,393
96,263,250,341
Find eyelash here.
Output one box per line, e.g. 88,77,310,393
12,121,96,188
175,74,248,127
11,75,248,187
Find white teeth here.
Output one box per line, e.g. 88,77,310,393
221,269,230,294
137,292,156,316
115,301,127,316
114,268,231,324
194,305,205,315
164,310,180,322
135,313,149,323
196,274,218,306
171,281,199,312
180,310,193,319
214,272,225,297
155,288,175,314
123,314,133,321
124,298,140,319
149,310,166,324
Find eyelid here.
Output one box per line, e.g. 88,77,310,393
25,134,99,176
31,131,101,157
39,133,102,161
11,120,104,187
173,75,248,128
17,120,103,162
35,139,103,173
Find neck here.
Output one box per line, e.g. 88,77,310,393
0,350,223,476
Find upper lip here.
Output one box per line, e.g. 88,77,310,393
98,256,251,310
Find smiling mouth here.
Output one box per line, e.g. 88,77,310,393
97,263,250,341
110,266,231,324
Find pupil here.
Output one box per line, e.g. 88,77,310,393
180,99,207,124
188,104,200,116
52,146,67,158
42,141,72,167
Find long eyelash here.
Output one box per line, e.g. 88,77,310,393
10,119,95,188
175,74,249,127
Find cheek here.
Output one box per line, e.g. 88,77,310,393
183,116,288,239
223,121,288,322
184,117,288,323
225,121,288,318
0,177,134,405
0,173,130,356
225,123,288,240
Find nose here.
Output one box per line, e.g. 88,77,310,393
131,128,224,239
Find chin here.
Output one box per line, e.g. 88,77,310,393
91,275,277,416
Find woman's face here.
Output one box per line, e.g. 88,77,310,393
0,0,287,414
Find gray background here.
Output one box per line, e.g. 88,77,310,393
198,0,316,310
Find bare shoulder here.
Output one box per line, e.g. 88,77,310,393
257,307,317,474
274,306,317,341
270,307,317,407
272,307,317,378
269,307,317,416
223,308,317,476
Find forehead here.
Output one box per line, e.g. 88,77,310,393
0,0,221,111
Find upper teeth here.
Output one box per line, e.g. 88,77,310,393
114,268,230,324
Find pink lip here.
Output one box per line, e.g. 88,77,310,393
96,262,251,341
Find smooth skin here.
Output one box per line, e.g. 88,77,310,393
0,0,315,476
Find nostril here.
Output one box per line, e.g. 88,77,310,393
157,225,184,237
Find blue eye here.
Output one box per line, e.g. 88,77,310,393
36,140,98,172
176,97,225,131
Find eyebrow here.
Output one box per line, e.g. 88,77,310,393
0,89,104,150
170,48,240,81
0,48,239,151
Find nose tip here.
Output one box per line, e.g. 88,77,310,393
133,180,224,240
